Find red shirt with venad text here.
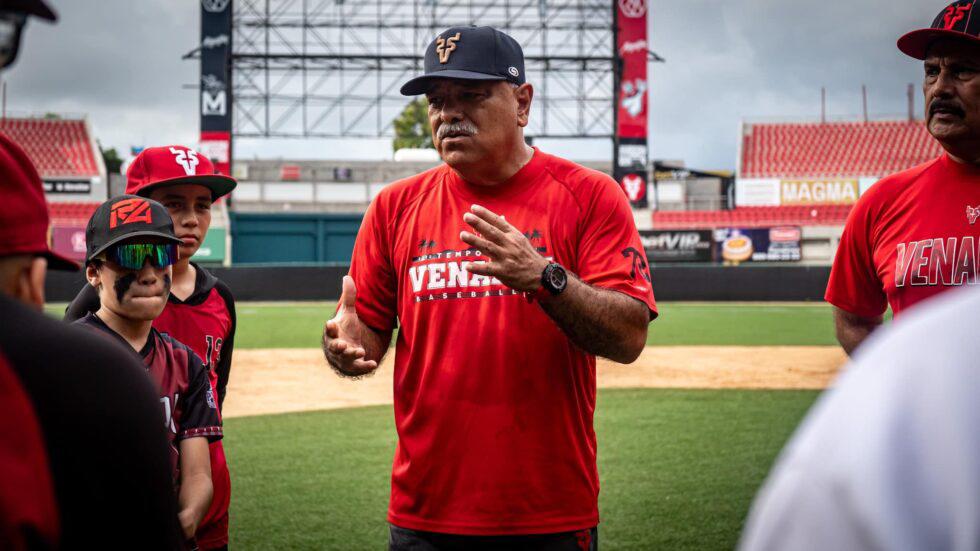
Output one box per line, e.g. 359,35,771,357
349,149,657,535
827,154,980,317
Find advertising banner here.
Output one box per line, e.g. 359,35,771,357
51,225,87,262
200,0,232,177
614,0,648,206
734,178,780,207
191,227,227,263
714,226,801,263
738,178,872,207
620,172,648,208
780,179,859,205
199,130,231,177
43,180,92,194
616,0,648,140
640,229,713,262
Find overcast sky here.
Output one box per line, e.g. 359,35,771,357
6,0,926,170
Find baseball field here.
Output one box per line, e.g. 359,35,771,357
48,301,848,549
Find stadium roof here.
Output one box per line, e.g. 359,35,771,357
0,116,103,179
739,120,943,179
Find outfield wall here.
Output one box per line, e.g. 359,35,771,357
45,264,830,303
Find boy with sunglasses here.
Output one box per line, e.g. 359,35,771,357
73,195,223,546
66,145,237,550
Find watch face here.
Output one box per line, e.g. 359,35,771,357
547,264,567,292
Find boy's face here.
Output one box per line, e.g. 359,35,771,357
148,184,213,261
86,239,174,321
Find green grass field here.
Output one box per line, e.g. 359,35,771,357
50,301,838,346
45,301,834,549
228,301,839,348
227,388,818,550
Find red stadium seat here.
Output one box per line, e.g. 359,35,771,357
740,120,941,179
651,205,853,229
0,118,100,179
47,202,100,225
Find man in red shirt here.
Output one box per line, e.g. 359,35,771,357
73,195,223,546
827,0,980,354
322,26,656,549
65,145,237,550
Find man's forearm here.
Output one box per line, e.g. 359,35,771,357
537,275,649,363
833,307,883,356
177,471,212,537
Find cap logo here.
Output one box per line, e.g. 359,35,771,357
508,67,520,77
170,147,200,176
968,204,980,224
110,198,153,229
436,32,461,64
943,3,972,30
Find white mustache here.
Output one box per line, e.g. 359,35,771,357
437,121,478,139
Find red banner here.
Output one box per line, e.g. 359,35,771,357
50,225,87,262
620,172,647,206
199,130,231,177
616,0,648,139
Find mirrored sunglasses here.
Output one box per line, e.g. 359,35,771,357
105,243,179,270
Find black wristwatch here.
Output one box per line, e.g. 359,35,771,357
541,262,567,296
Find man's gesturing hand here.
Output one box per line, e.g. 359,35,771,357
322,276,379,377
460,204,549,292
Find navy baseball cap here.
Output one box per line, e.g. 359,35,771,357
400,26,526,96
899,0,980,60
85,195,182,263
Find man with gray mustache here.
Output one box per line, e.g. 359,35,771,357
827,0,980,355
321,25,657,550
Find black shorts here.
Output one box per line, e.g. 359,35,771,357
388,524,598,551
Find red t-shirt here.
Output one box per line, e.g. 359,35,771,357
350,148,657,535
152,272,235,550
827,154,980,317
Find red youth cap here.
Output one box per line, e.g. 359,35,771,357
898,1,980,60
126,145,237,201
0,133,78,270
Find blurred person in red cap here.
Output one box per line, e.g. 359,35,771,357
66,144,238,550
0,2,184,548
827,0,980,355
0,129,185,551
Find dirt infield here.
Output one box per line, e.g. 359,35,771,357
223,346,847,418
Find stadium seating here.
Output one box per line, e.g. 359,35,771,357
740,120,943,178
652,205,852,229
0,118,100,178
47,201,99,225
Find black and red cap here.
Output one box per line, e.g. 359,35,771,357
400,26,526,96
0,133,78,270
0,0,56,21
126,145,237,201
85,195,182,264
899,1,980,60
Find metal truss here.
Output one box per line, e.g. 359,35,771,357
231,0,616,139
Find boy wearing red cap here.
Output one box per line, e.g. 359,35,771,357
66,145,238,550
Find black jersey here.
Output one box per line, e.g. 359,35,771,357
66,262,237,408
0,294,182,549
74,314,222,481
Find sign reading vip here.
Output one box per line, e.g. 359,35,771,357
640,230,713,262
200,0,232,177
